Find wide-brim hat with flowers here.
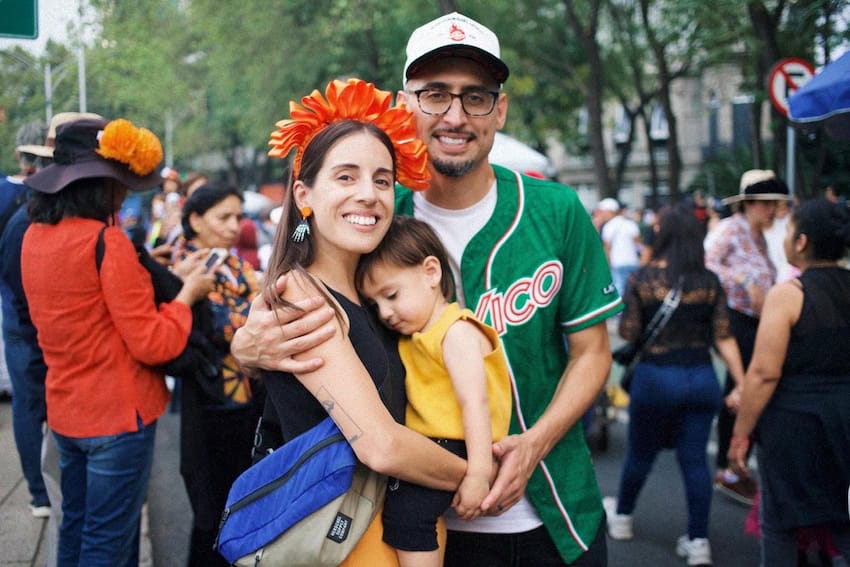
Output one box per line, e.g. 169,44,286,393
722,169,792,205
26,117,163,194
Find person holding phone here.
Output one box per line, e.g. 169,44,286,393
176,184,265,567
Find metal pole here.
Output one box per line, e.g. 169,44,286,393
165,110,174,167
44,62,53,123
77,47,87,112
786,125,796,198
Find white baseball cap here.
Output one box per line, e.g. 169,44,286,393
403,12,509,85
597,198,620,213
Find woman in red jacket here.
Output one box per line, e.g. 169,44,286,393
21,117,213,567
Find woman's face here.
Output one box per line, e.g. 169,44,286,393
189,194,243,249
744,200,778,230
295,131,395,260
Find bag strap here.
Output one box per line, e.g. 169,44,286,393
95,224,108,273
626,277,683,371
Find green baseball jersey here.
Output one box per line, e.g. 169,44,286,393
396,164,622,563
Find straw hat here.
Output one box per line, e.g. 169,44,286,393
722,169,792,205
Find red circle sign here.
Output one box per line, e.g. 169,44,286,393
768,58,815,116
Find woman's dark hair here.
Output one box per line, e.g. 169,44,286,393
651,202,706,281
263,120,397,319
181,183,243,240
791,199,850,261
28,177,115,225
355,216,455,301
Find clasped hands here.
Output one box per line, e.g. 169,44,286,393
229,274,536,517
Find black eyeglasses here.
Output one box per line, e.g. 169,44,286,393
411,88,500,117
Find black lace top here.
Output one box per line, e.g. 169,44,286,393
618,264,732,366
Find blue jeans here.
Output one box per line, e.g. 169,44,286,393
612,265,638,297
3,329,49,507
616,362,721,539
53,418,157,567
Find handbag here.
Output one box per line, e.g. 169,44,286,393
215,417,386,567
615,279,683,392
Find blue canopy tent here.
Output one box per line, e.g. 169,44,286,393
788,51,850,140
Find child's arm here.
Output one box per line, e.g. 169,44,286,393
442,319,495,520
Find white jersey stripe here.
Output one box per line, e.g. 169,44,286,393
483,169,590,551
484,169,524,290
562,297,623,329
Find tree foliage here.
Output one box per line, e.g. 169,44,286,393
1,0,848,198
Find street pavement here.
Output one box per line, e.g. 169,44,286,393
0,400,153,567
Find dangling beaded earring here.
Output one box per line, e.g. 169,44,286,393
291,206,312,242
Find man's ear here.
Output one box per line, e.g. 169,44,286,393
422,255,442,287
495,91,508,130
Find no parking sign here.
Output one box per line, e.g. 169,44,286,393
768,58,815,116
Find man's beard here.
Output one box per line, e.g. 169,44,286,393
432,158,476,178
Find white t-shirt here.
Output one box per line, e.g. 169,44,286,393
601,215,640,268
412,181,544,534
763,215,794,282
412,183,497,308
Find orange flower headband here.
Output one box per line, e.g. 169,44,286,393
96,119,163,176
268,79,430,190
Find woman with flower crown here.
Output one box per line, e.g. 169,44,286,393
250,79,471,564
20,117,215,567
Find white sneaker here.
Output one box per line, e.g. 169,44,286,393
602,496,633,540
676,535,712,566
30,504,51,519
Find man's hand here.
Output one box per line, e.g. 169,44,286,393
480,433,538,515
230,274,336,375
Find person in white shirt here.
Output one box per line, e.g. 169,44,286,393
599,198,642,295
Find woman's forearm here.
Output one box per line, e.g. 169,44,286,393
360,422,467,491
734,370,780,438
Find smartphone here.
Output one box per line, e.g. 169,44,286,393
204,248,228,271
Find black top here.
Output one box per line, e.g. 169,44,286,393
619,264,732,366
780,267,850,381
260,287,406,449
756,267,850,528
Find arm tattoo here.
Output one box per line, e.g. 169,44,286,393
316,386,364,444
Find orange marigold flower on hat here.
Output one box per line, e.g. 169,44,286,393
269,79,430,191
130,128,164,176
96,118,162,177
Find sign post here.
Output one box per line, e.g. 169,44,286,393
768,58,815,197
0,0,38,39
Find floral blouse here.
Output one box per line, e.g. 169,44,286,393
704,213,776,318
179,241,259,404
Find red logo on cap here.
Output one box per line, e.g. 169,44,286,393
449,23,465,42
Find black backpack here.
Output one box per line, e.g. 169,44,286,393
95,226,227,403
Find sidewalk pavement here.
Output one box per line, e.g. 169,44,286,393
0,401,152,567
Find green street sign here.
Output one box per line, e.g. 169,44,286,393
0,0,39,40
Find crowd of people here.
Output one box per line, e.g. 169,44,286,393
0,9,848,567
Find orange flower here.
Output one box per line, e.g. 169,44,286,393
96,119,162,176
269,79,430,191
130,128,164,176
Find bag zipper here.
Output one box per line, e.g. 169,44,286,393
214,431,346,550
